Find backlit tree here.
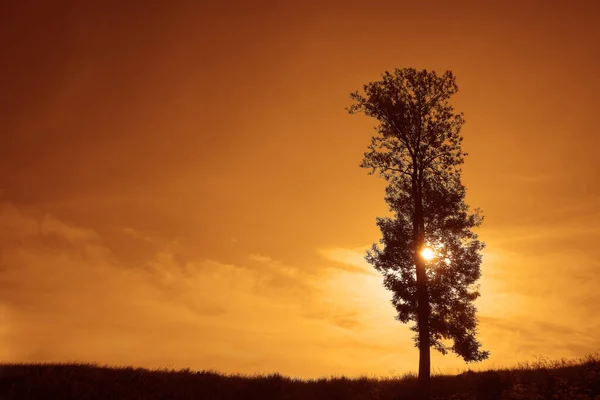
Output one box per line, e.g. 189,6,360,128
348,68,489,399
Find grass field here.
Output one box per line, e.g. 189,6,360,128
0,355,598,399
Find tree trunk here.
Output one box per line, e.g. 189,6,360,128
413,180,431,400
416,255,431,399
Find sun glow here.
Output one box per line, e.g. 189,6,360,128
421,247,435,261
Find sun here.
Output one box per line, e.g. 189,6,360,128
421,247,435,261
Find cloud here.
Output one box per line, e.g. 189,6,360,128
0,203,420,377
319,233,600,374
319,246,378,275
120,226,155,243
3,201,599,378
477,315,600,365
248,253,273,263
0,203,97,242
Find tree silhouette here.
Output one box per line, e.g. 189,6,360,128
348,68,488,398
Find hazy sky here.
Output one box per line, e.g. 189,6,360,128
1,0,599,378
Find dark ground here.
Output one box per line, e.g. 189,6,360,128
0,355,598,399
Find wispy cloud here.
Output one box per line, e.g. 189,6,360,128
0,203,418,377
2,201,599,377
319,246,378,275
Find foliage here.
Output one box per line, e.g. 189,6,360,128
348,68,488,363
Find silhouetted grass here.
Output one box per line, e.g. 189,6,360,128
0,354,598,399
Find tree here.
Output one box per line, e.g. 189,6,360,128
348,68,488,398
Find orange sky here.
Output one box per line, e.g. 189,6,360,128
1,0,599,378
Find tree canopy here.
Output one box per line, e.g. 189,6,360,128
348,68,488,395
